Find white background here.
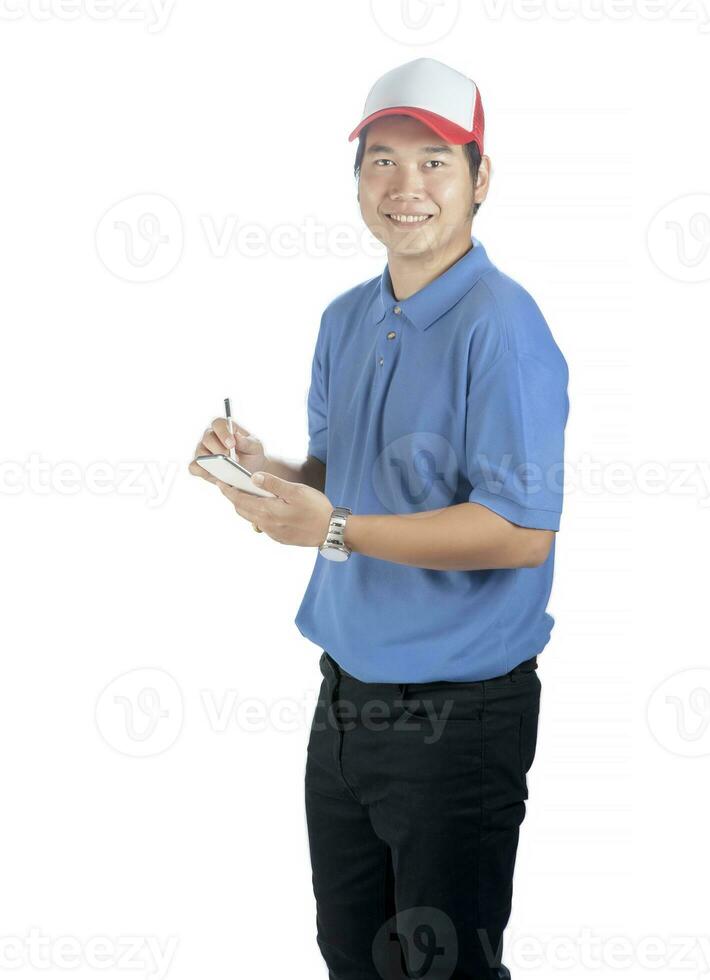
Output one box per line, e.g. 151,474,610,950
1,0,709,977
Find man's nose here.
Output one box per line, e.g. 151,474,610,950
387,168,425,199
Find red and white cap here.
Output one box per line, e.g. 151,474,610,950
348,57,485,153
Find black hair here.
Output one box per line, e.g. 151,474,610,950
353,120,483,218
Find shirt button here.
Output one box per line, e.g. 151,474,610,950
387,331,396,340
378,357,384,366
393,305,402,315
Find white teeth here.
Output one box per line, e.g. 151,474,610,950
388,214,431,223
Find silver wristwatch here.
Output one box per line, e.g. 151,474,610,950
319,506,352,562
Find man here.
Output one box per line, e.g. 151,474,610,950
190,57,568,980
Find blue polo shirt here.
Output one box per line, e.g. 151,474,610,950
294,236,569,683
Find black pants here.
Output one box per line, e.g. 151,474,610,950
304,651,541,980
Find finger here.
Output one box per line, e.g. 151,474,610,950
216,480,263,518
212,416,251,451
192,439,211,462
192,437,227,468
217,480,256,509
232,431,264,459
201,427,228,456
188,446,221,483
249,470,293,502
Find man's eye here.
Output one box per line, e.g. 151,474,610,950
373,159,444,168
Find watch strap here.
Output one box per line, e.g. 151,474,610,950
321,506,351,554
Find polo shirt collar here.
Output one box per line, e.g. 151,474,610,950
373,236,492,332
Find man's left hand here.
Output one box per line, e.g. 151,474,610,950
214,471,334,548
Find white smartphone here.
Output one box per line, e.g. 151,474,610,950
194,454,277,498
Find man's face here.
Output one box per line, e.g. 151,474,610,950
357,115,480,257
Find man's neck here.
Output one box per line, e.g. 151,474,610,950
386,229,474,301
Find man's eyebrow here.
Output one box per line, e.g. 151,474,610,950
365,143,454,155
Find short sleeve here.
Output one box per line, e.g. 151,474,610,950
306,313,328,464
465,350,569,530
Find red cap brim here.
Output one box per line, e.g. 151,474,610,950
348,106,481,149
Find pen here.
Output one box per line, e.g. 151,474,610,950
224,397,236,462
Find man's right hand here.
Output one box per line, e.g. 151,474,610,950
188,417,268,485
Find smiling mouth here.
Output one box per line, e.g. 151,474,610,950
385,213,435,227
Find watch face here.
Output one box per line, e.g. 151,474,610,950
320,545,350,562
